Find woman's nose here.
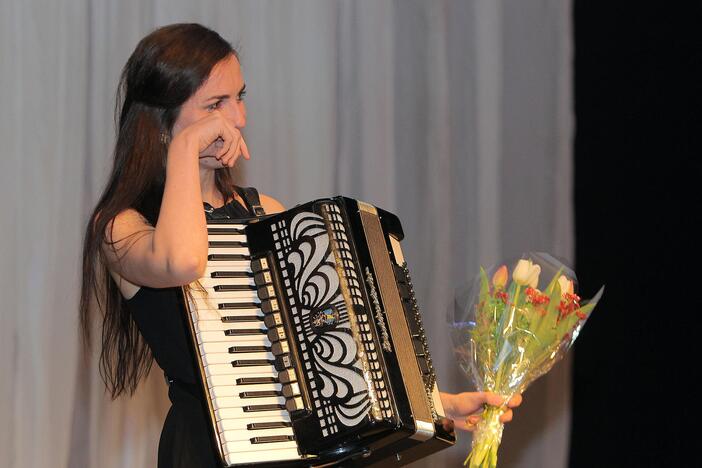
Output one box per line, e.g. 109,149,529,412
226,100,246,128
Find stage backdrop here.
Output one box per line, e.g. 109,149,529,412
0,1,573,467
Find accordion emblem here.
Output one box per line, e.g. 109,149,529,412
182,197,455,466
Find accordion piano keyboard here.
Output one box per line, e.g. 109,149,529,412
188,224,301,466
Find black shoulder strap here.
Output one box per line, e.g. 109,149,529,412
234,186,266,217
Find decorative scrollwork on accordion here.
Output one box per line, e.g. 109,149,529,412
274,211,371,435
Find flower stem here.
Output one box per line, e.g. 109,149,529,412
464,405,506,468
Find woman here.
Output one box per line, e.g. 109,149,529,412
80,23,520,467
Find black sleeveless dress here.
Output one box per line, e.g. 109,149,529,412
126,188,264,468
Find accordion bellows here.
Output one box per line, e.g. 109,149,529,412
182,197,455,466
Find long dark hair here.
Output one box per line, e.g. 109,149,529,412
80,23,237,398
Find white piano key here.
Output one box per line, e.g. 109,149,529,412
201,351,272,365
213,396,285,410
223,446,300,465
202,260,252,269
196,320,264,333
199,341,271,358
196,318,263,332
222,438,297,453
221,426,293,441
207,373,277,388
197,290,259,300
198,330,266,344
217,412,290,432
191,298,261,312
208,233,247,242
203,265,253,275
208,246,250,254
209,382,281,399
193,311,263,324
197,277,256,287
215,406,288,422
205,363,273,377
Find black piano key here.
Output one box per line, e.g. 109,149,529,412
263,313,283,328
207,227,244,235
219,301,261,310
247,421,292,430
273,355,293,372
278,369,296,384
229,345,270,353
270,341,288,356
240,390,282,399
221,315,263,323
213,284,257,292
211,271,253,278
231,359,274,367
208,253,250,261
250,258,269,273
250,435,295,444
257,285,276,300
267,328,286,343
260,300,279,314
224,328,266,336
253,271,273,286
208,240,248,248
236,376,279,385
285,398,303,412
243,404,286,413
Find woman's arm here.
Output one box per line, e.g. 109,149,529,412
103,111,246,289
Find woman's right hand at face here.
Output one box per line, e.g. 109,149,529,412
170,111,250,167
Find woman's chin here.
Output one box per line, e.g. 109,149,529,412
198,156,227,170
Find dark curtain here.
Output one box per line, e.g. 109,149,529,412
571,2,700,467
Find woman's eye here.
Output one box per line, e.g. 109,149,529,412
237,90,247,102
207,100,223,111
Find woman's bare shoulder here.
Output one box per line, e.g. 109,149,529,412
259,193,285,214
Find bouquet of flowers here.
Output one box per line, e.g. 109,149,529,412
449,252,603,468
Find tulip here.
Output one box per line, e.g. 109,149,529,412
557,275,574,295
491,265,508,289
527,265,541,289
513,259,540,287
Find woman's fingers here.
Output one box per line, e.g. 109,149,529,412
499,409,513,423
218,117,247,167
507,393,522,408
240,136,251,160
453,418,479,432
484,392,522,409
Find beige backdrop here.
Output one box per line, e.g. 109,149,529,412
0,1,573,467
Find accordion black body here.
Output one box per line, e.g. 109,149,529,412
181,197,455,466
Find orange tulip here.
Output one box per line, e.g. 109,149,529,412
491,265,508,289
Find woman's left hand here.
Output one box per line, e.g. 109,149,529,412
439,391,523,432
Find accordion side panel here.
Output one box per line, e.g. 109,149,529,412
356,203,435,440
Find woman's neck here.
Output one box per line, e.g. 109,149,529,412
199,168,222,207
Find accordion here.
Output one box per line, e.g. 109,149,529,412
181,197,455,466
